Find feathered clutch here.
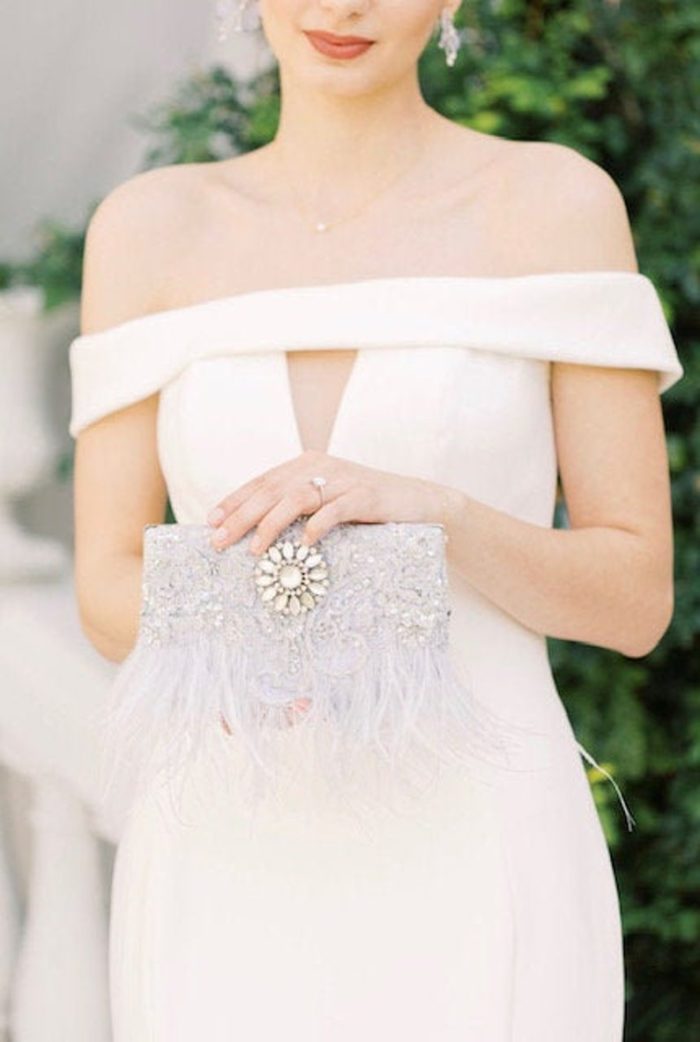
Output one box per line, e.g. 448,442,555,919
98,518,534,822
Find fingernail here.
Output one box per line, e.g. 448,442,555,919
211,527,227,544
207,507,224,526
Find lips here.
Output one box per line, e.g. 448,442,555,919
304,29,375,60
310,30,374,44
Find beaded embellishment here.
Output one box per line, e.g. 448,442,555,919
253,536,330,614
98,518,532,821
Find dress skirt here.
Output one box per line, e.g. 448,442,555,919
108,706,625,1042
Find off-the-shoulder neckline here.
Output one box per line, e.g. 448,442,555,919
73,270,652,344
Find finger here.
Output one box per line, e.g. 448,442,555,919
209,474,325,552
206,456,305,527
206,474,268,526
300,492,357,546
249,477,352,555
209,477,291,550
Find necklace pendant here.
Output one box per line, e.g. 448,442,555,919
315,221,329,232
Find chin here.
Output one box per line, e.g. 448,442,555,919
295,48,411,97
298,69,384,97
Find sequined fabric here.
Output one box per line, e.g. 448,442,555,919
139,518,451,698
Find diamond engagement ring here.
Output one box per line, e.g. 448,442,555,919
310,474,327,507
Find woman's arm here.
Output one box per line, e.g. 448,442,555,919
438,146,674,658
440,362,673,658
73,393,167,662
72,173,172,662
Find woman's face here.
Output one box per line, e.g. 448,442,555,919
259,0,459,95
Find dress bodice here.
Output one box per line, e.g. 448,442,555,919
68,271,683,737
68,271,683,527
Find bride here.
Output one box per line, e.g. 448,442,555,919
69,1,683,1039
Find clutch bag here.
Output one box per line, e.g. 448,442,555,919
98,517,533,820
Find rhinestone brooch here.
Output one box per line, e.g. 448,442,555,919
253,536,330,615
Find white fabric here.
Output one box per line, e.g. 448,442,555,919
0,583,121,1042
69,271,682,439
68,271,683,1041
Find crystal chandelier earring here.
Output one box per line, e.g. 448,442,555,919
436,7,461,67
215,0,260,42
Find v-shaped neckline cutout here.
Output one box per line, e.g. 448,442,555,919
280,347,363,458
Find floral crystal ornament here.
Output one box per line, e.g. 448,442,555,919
254,535,330,615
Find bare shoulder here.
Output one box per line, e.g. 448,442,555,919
496,139,639,273
79,163,208,335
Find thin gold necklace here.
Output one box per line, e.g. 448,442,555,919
275,135,430,234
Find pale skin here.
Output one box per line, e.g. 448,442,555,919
73,0,674,672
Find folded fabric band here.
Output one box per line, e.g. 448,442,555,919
98,518,544,821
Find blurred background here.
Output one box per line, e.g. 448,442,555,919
0,1,697,1039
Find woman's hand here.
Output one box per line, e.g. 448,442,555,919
209,451,452,734
205,449,451,556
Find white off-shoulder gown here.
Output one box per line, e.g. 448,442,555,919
68,273,683,1042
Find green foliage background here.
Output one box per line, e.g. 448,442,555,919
3,1,697,1037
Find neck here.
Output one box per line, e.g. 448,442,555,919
268,70,444,207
